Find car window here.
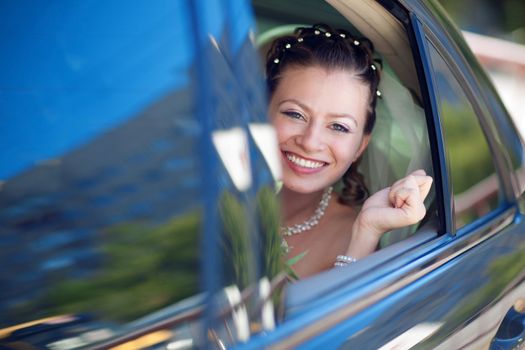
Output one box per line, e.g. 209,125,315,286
426,42,502,229
250,0,446,324
0,1,202,343
253,0,435,248
0,1,276,348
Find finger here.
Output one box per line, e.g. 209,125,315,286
397,172,433,201
391,172,423,191
416,175,433,200
361,186,391,211
408,174,433,200
409,169,426,176
391,187,426,220
395,194,406,209
392,186,418,209
389,175,418,206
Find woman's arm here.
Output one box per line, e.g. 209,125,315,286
345,169,433,259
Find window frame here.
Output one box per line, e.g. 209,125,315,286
419,22,516,236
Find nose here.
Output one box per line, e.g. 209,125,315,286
296,122,326,152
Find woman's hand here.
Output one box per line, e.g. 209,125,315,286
345,169,433,258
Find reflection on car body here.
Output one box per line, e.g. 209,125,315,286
1,0,525,349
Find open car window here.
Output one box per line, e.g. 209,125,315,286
252,0,441,323
254,0,435,250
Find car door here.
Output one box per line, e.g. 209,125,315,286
417,2,525,349
239,0,525,349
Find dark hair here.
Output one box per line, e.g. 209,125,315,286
266,23,381,206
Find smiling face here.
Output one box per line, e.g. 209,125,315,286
270,65,371,194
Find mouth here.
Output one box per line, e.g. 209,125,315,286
283,151,327,170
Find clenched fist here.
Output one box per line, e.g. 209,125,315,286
346,169,433,259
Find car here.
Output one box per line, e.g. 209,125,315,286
1,0,525,349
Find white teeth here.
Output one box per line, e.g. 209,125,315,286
286,153,324,169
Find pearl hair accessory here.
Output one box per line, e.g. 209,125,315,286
281,186,333,253
270,27,383,98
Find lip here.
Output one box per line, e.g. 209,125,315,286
281,151,328,175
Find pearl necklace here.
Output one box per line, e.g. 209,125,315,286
281,186,333,252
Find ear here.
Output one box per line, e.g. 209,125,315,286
354,134,371,161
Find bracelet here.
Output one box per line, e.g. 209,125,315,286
334,255,358,267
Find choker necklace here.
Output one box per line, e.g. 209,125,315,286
280,186,333,252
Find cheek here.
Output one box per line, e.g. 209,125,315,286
273,118,296,144
269,106,284,141
272,118,286,143
333,136,363,165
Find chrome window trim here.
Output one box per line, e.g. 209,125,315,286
90,296,204,349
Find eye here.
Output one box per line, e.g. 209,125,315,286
330,123,350,133
282,110,305,121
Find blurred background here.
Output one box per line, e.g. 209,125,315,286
439,0,525,136
439,0,525,43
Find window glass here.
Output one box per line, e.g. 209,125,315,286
0,1,278,348
427,42,500,229
0,1,200,347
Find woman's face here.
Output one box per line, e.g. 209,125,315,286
269,65,371,194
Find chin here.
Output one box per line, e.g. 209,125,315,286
283,179,326,194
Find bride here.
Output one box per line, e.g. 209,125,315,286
266,24,433,278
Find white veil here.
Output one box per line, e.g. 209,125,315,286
359,66,434,246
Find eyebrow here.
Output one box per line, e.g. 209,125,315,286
279,98,358,125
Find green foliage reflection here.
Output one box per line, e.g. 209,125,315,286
442,102,495,196
219,186,286,288
448,244,525,331
35,212,201,323
256,186,285,280
219,191,253,289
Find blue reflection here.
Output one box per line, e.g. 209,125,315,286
0,0,194,180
